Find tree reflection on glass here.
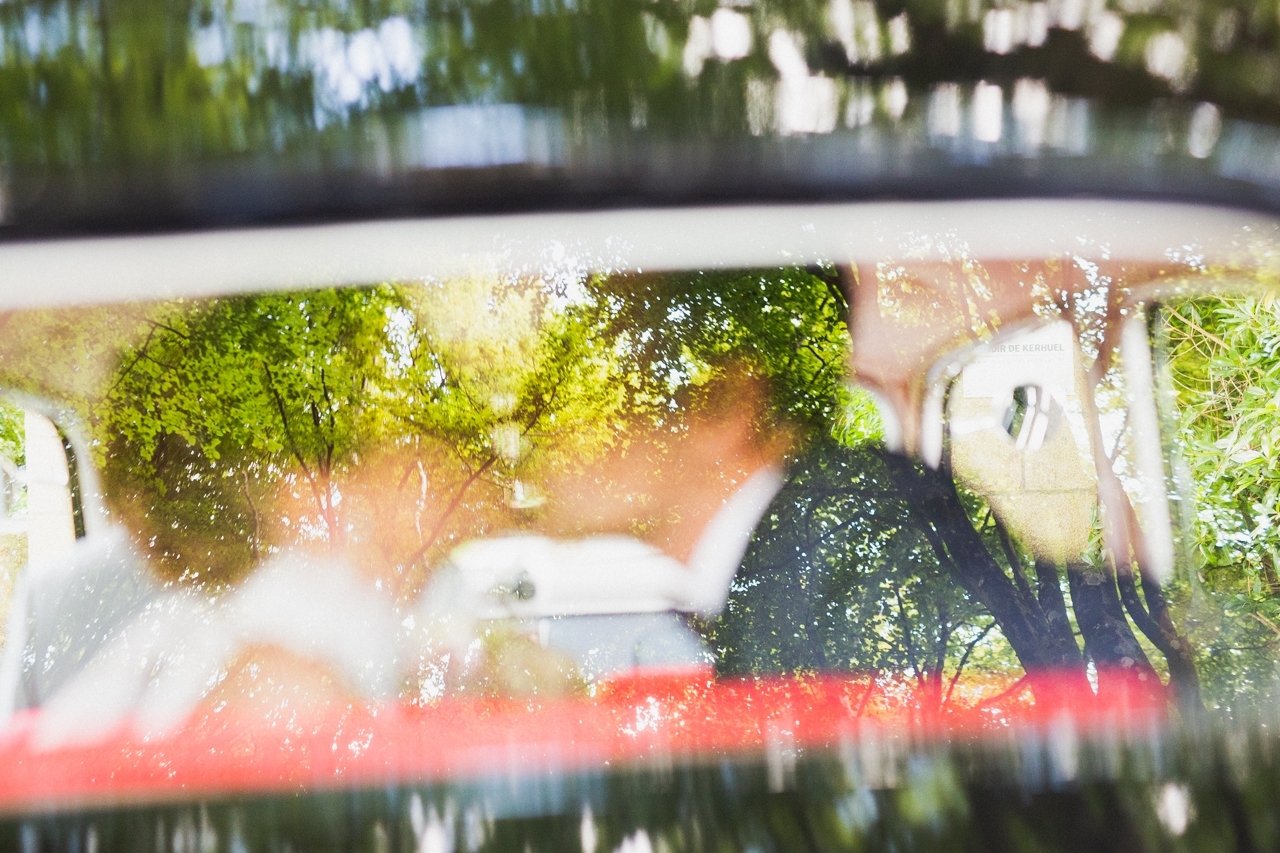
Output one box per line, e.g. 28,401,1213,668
2,257,1280,730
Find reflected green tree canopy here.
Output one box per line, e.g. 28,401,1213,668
4,262,1273,713
4,0,1280,232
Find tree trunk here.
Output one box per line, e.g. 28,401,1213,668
884,454,1090,693
1066,564,1160,692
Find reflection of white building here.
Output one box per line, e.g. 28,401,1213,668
0,409,78,647
22,412,77,569
961,323,1075,401
0,455,22,612
0,456,18,521
0,410,78,575
950,322,1098,563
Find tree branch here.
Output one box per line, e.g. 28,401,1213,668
944,620,997,707
262,360,329,539
405,452,500,568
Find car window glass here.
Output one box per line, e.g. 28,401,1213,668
0,247,1277,772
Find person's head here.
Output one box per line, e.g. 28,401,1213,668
539,359,793,561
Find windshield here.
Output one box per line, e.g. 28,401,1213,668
0,209,1279,848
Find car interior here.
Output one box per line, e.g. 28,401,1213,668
0,198,1277,847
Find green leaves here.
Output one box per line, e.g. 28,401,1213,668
1164,297,1280,593
0,400,23,469
94,285,404,581
584,266,855,448
1161,295,1280,709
